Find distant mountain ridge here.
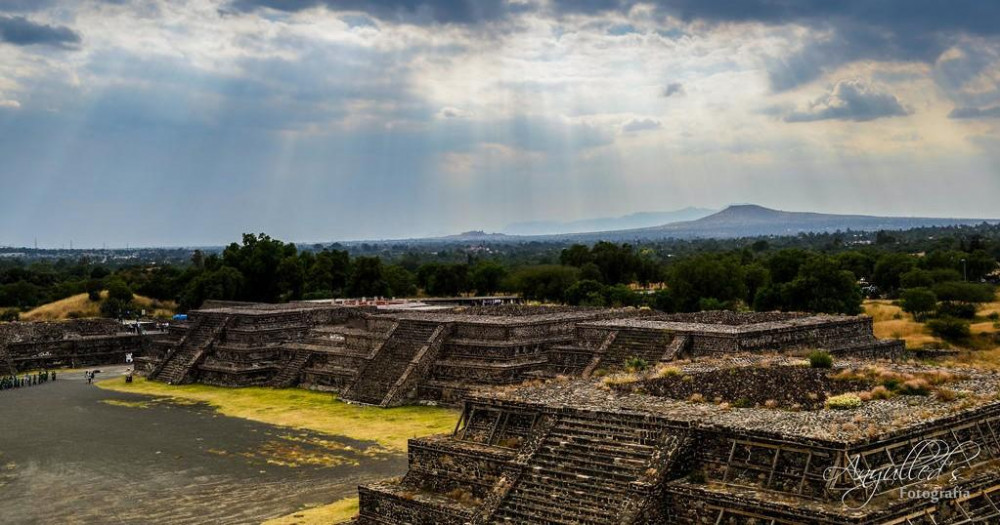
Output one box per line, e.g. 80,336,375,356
622,204,996,239
503,207,716,235
344,204,998,245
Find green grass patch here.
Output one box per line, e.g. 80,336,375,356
262,496,359,525
96,378,458,452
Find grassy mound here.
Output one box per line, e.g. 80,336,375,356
20,292,176,321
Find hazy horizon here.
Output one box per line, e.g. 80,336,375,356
1,1,999,247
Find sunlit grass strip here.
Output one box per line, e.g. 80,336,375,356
864,300,942,349
262,496,359,525
96,378,458,452
20,291,176,321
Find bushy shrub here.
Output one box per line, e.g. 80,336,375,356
808,350,833,369
898,378,932,396
826,393,862,410
654,365,681,378
0,309,19,322
931,282,996,304
936,301,977,320
731,398,753,409
927,317,971,342
624,356,649,373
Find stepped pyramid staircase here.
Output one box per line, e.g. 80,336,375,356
269,349,312,388
659,334,690,362
488,412,689,525
0,341,14,375
584,330,690,377
343,320,448,406
149,315,230,384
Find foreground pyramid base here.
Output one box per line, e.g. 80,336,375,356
351,356,1000,524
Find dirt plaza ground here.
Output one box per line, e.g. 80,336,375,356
0,367,409,524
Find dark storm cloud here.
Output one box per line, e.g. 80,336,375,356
949,106,1000,119
230,0,998,91
0,0,58,13
228,0,519,24
662,83,684,97
608,1,1000,90
783,80,909,123
0,15,80,47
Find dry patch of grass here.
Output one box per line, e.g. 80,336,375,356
96,378,458,452
101,399,155,409
20,292,176,321
262,496,358,525
953,348,1000,370
863,300,942,349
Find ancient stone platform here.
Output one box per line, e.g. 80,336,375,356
144,303,905,410
353,357,1000,524
0,318,145,373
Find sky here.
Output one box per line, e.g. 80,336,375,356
1,0,999,248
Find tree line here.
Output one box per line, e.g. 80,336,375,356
1,228,997,321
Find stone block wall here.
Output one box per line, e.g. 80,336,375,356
1,319,144,371
631,365,867,409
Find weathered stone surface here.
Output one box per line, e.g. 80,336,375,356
353,357,1000,524
0,319,145,372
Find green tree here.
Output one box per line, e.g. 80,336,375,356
965,250,998,281
470,262,507,296
85,279,103,302
179,267,244,310
931,282,996,303
761,257,862,315
565,279,606,306
900,287,937,321
506,265,579,303
384,265,417,297
101,279,135,318
349,257,390,297
743,263,771,304
221,233,298,302
276,256,305,301
873,253,917,294
668,254,747,312
767,249,810,284
900,269,934,289
836,251,875,282
559,244,593,267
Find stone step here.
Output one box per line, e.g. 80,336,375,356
518,469,631,494
500,486,622,523
549,424,660,445
494,485,620,525
511,482,626,509
542,435,656,459
533,447,648,472
529,459,645,484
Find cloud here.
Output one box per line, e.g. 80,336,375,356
0,0,59,13
228,0,518,25
784,79,909,123
437,106,470,119
621,117,662,133
949,106,1000,119
0,15,80,47
662,82,684,97
0,99,20,109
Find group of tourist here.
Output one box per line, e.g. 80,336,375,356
0,369,55,390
